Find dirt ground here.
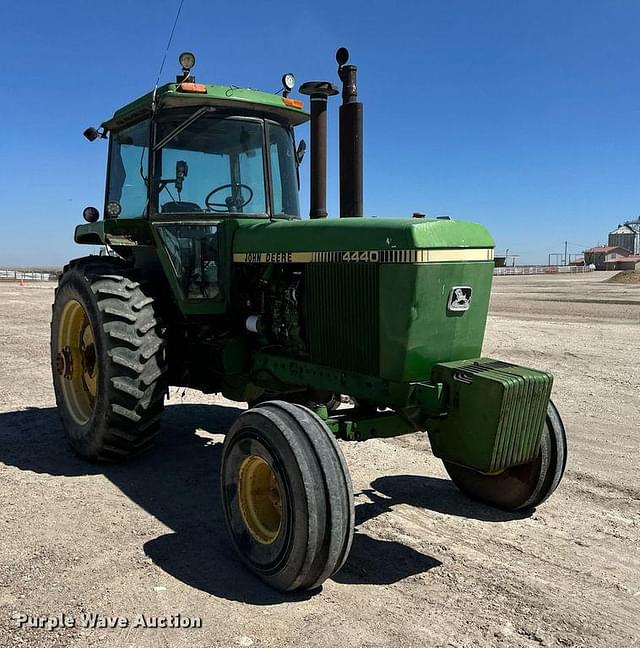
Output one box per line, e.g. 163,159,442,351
0,272,638,648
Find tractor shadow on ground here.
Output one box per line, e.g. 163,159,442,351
333,475,527,586
360,475,530,524
0,404,305,604
332,530,442,585
0,404,454,599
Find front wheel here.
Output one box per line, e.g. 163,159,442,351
220,401,354,592
443,400,568,511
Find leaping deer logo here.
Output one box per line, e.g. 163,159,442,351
448,287,472,312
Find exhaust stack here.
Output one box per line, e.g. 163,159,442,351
299,81,339,219
336,47,363,218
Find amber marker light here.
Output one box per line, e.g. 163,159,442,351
179,82,207,93
282,98,304,109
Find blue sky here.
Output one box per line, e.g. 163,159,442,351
0,0,639,265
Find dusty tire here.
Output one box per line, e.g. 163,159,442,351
51,257,167,461
220,401,354,592
443,400,568,511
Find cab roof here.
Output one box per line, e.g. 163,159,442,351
101,82,310,132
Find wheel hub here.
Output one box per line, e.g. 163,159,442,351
55,346,74,380
56,299,98,425
238,455,282,544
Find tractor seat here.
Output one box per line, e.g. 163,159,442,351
161,201,203,213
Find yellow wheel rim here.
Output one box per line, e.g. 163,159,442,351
238,455,282,544
55,299,98,426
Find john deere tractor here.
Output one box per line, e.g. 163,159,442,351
51,49,567,592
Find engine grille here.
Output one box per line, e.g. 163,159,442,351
303,263,379,375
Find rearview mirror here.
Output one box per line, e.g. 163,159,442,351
175,160,188,193
296,140,306,165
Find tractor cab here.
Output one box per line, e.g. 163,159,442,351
77,53,309,307
106,107,303,220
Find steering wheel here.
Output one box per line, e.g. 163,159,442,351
205,183,254,212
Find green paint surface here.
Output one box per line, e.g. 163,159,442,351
427,359,553,472
75,219,153,245
102,83,310,131
379,262,494,381
232,217,495,253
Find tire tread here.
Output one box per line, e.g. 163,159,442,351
51,256,167,462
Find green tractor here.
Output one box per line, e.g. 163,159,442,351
51,48,567,592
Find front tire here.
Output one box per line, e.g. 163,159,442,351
443,400,568,511
220,401,354,592
51,258,168,461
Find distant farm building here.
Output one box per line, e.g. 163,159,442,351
604,255,640,271
608,220,640,255
583,246,629,270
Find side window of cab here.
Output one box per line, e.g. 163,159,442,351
107,120,150,218
156,223,221,300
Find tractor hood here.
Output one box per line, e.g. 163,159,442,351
233,216,495,384
232,217,495,261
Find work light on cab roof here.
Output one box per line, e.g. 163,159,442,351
56,46,568,595
178,51,195,72
281,73,295,97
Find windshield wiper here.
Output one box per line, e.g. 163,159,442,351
153,106,216,151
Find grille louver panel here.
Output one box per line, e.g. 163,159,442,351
303,264,379,375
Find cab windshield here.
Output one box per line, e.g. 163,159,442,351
153,113,299,218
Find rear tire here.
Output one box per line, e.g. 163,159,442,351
51,257,168,461
220,401,354,592
443,400,568,511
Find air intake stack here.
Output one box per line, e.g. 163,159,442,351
299,81,339,219
336,47,363,218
